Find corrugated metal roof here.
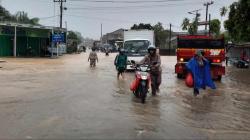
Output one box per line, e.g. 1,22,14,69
0,22,66,31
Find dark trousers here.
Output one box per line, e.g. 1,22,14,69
151,73,161,95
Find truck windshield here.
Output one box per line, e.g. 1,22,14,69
178,39,224,49
124,40,149,55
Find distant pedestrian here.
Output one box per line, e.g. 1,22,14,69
186,50,216,96
88,48,98,67
114,49,127,79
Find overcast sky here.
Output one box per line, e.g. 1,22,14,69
1,0,237,39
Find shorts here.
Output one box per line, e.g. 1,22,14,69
117,67,125,74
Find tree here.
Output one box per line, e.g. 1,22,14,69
210,19,221,36
181,18,190,30
67,31,83,45
220,6,228,19
220,6,228,27
15,11,30,23
67,31,83,53
0,6,40,25
181,13,200,35
130,22,170,48
224,0,250,42
130,23,153,30
153,22,168,48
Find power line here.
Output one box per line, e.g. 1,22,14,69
67,2,202,10
68,2,201,10
64,14,139,23
68,0,186,3
39,15,60,20
64,14,179,31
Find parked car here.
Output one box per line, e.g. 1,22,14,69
232,58,249,68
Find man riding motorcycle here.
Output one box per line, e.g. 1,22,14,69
136,45,162,96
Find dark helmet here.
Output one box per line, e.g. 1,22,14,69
148,45,156,54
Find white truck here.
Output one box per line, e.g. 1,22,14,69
123,30,154,69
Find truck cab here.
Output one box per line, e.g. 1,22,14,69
123,30,154,69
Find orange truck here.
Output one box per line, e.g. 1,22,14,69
175,35,225,80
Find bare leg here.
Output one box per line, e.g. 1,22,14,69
121,72,125,80
117,72,120,79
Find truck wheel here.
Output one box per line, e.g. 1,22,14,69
217,76,222,81
177,74,183,79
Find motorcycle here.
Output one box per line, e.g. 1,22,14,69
130,61,152,103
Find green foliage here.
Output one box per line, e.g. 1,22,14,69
153,22,169,48
220,6,228,17
181,14,200,35
0,5,40,25
131,23,153,30
210,19,221,36
68,31,83,44
130,22,171,48
224,0,250,42
181,18,190,30
67,31,83,53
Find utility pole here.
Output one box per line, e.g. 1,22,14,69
209,14,211,36
169,23,172,55
101,23,103,44
53,0,66,28
60,1,63,28
204,1,214,33
14,25,17,57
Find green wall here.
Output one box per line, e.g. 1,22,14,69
0,35,13,56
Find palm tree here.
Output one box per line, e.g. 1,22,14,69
181,18,190,30
220,6,228,22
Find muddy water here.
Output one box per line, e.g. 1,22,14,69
0,53,250,139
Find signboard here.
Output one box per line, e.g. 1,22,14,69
52,33,65,43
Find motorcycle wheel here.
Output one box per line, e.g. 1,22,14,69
133,90,139,98
140,84,148,104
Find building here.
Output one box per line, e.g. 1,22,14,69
228,43,250,58
0,23,66,57
102,28,124,47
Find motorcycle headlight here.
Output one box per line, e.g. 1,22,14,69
141,72,148,80
141,75,148,80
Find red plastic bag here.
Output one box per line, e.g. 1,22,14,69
185,72,194,88
130,78,140,91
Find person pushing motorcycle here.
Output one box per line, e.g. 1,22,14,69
135,45,162,96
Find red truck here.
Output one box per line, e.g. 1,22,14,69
175,35,225,80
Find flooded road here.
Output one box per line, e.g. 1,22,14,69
0,53,250,139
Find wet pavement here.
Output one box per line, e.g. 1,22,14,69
0,53,250,139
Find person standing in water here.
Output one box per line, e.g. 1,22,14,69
114,49,127,79
88,48,98,67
